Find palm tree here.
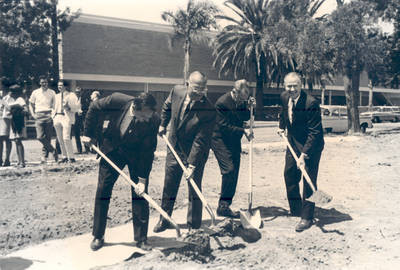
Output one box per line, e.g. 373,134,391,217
213,0,296,119
161,0,219,83
213,0,328,118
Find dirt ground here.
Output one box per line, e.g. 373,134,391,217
1,122,400,269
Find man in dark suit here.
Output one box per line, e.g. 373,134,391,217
278,72,324,232
153,71,216,233
211,79,254,218
82,92,160,251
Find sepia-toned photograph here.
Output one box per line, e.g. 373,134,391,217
1,0,399,269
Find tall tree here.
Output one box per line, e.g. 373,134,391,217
0,0,79,86
371,0,400,88
161,0,219,83
293,19,334,93
328,0,387,133
213,0,326,119
213,0,294,120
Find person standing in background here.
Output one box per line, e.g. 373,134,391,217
29,76,58,164
72,86,85,154
7,84,28,168
52,81,80,163
0,84,12,167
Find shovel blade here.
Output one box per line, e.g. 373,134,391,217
240,209,262,229
308,190,333,205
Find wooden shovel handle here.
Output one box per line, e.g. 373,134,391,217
91,144,181,237
281,135,317,193
162,135,216,226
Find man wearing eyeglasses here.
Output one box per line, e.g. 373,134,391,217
153,71,216,233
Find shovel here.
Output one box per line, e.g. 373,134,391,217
90,144,182,238
281,134,333,205
240,93,262,230
162,134,217,230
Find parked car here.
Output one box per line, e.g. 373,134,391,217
321,105,373,133
360,106,400,123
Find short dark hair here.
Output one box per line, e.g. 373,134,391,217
138,92,157,110
39,75,48,81
58,80,69,87
9,84,22,94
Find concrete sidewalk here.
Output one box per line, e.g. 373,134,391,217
3,207,210,270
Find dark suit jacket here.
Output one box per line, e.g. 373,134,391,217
84,92,160,178
279,90,324,156
160,85,215,167
212,92,250,149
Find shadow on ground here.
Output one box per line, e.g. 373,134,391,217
0,257,33,270
258,206,289,221
314,207,352,235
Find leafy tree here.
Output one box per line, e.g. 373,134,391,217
161,0,219,83
328,0,388,133
213,0,326,119
293,20,335,92
213,0,295,119
0,0,79,87
371,0,400,88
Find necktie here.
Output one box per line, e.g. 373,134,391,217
120,111,134,137
59,91,64,114
288,98,294,124
180,99,191,121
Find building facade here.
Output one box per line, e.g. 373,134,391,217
61,14,400,116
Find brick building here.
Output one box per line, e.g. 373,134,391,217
61,14,400,114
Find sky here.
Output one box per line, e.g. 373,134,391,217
58,0,338,24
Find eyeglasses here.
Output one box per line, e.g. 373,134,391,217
286,84,299,90
189,84,207,93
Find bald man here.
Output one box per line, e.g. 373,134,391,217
278,72,324,232
211,79,255,218
153,71,216,233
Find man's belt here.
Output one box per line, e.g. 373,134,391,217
36,110,52,114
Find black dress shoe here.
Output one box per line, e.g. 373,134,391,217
153,219,173,233
90,238,104,251
58,158,68,164
295,219,313,232
136,240,152,251
52,151,59,162
217,205,240,219
2,160,10,167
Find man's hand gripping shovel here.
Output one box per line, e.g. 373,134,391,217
161,134,218,235
87,142,183,240
279,132,332,205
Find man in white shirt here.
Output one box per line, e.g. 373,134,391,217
52,81,81,163
29,76,58,163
